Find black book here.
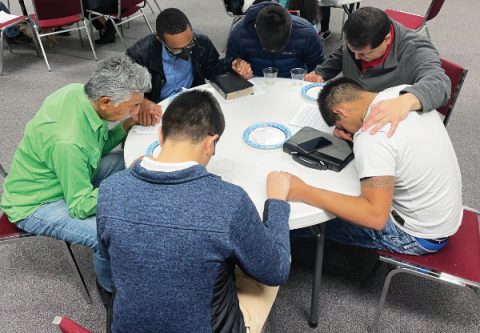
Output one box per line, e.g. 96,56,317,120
210,72,254,100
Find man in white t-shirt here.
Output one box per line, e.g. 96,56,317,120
286,77,462,254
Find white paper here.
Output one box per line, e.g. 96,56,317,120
0,11,20,24
289,103,334,134
132,123,161,135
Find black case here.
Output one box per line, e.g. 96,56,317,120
283,127,354,172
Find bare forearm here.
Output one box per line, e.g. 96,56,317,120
297,184,388,230
122,118,136,132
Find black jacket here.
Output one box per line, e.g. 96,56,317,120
127,30,223,103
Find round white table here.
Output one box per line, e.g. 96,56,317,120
125,77,360,230
124,77,361,327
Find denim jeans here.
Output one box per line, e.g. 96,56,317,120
325,217,443,255
16,150,125,291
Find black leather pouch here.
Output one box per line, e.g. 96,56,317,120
283,127,354,172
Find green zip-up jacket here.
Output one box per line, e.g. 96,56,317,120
1,84,127,221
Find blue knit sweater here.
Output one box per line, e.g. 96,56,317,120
226,1,325,78
97,161,291,333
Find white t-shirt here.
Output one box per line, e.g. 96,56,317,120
140,157,198,172
353,85,462,238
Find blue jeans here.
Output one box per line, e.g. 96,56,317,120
325,217,443,255
16,150,125,291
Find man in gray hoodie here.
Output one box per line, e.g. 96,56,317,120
306,7,450,141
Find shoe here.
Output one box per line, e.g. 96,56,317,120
6,32,32,44
319,30,331,41
54,27,71,37
95,31,116,44
95,20,116,44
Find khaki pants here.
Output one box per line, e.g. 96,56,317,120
235,267,279,333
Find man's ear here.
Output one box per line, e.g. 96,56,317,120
333,104,349,119
98,96,111,112
204,134,218,156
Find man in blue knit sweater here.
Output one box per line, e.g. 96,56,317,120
96,90,292,333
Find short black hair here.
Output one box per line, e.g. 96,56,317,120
317,77,365,126
343,7,391,49
255,5,292,52
162,91,225,144
156,8,191,38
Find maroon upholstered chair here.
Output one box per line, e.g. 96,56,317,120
385,0,445,40
370,209,480,332
0,162,91,303
0,13,38,75
30,0,97,71
438,58,468,126
87,0,153,49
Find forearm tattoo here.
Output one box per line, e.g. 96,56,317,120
361,176,395,190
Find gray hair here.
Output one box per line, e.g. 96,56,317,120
84,55,152,104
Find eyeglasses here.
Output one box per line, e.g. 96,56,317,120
161,36,196,55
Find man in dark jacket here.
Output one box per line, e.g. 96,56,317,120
127,8,223,123
226,1,324,78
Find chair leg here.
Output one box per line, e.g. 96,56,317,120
146,0,155,14
425,27,431,40
369,267,401,333
153,0,161,11
109,18,127,49
26,19,40,57
0,162,7,177
467,285,480,306
77,22,84,48
1,30,4,76
83,20,97,61
33,25,51,72
308,223,326,327
62,241,92,304
140,8,154,34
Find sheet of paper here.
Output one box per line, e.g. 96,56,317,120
132,123,161,135
0,11,20,24
289,103,334,134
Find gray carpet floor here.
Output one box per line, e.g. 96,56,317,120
0,1,479,332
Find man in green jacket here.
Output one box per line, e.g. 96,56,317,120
1,55,155,290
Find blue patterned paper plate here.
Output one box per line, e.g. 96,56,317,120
243,122,292,149
301,83,325,102
145,140,160,156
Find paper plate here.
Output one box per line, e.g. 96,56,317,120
301,83,325,102
145,140,161,157
243,122,292,149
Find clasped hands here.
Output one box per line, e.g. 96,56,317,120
232,58,253,79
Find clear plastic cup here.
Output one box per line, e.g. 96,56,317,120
290,68,306,86
263,67,279,85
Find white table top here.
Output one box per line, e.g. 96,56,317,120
124,77,360,230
